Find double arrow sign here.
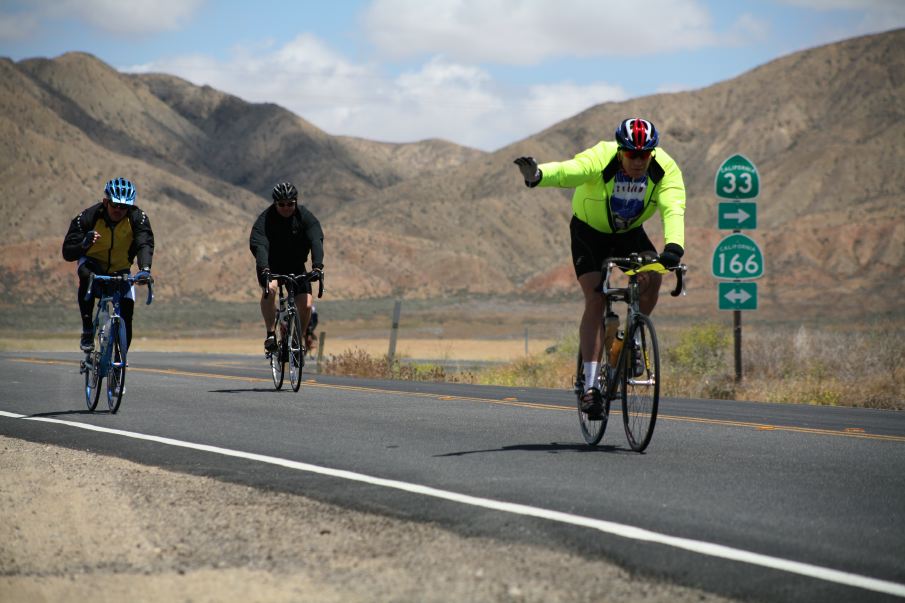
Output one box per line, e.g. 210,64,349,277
719,282,757,310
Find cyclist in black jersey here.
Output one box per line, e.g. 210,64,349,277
62,178,154,352
249,182,324,353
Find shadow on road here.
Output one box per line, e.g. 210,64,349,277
435,442,628,456
28,409,111,417
208,388,282,394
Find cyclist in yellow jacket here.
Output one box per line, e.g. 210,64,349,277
62,178,154,352
514,117,685,416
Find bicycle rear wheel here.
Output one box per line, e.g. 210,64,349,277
287,311,304,392
269,317,286,390
106,319,127,413
621,314,660,452
575,351,609,446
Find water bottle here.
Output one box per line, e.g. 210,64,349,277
609,330,624,367
603,312,619,351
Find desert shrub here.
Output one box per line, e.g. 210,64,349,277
323,348,447,381
665,322,730,375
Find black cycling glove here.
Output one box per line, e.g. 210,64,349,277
658,243,684,269
513,157,542,187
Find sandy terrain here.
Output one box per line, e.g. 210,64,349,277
0,435,737,603
0,337,556,361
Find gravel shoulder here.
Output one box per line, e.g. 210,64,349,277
1,435,737,602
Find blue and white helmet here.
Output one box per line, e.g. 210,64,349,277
104,177,137,205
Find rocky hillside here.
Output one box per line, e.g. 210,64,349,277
1,29,902,318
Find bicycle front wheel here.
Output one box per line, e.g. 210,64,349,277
287,311,304,392
621,314,660,452
270,319,286,390
84,350,101,411
575,351,608,446
106,319,127,413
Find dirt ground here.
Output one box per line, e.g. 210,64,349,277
0,336,556,361
0,435,737,603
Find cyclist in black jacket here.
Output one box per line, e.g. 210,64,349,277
249,182,324,353
62,178,154,352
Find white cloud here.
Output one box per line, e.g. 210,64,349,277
363,0,761,63
2,0,204,37
125,36,625,150
0,13,38,41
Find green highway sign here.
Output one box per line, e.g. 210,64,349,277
712,233,764,280
719,282,757,310
718,201,757,230
715,154,759,200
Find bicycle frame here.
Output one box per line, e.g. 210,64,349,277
265,271,324,392
82,273,153,408
574,253,686,448
600,256,685,388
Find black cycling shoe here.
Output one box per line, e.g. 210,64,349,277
264,333,278,353
580,388,603,420
80,331,94,353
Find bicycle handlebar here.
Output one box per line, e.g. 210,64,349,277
602,254,687,298
266,270,324,299
85,273,155,305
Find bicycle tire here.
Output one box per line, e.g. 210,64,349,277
84,349,101,411
288,311,304,392
621,314,660,452
575,351,609,446
270,315,286,390
106,319,127,413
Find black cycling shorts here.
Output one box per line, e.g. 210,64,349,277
569,216,657,278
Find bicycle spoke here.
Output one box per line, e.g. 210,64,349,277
288,312,304,392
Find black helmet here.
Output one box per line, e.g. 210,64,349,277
615,118,659,151
271,182,298,202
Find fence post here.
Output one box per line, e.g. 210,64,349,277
317,331,326,373
388,299,402,364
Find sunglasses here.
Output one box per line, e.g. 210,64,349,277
622,150,652,160
109,202,130,211
275,201,296,208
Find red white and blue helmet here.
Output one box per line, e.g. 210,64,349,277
104,177,136,205
615,118,659,151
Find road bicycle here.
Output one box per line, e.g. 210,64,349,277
80,272,154,413
265,271,324,392
574,254,686,451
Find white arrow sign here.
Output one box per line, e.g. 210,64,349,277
723,208,750,223
724,288,752,304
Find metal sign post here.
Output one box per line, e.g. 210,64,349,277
713,154,762,382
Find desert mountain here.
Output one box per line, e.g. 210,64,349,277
1,29,903,317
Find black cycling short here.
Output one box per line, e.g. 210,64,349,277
569,216,657,278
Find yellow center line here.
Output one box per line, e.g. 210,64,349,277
11,357,905,443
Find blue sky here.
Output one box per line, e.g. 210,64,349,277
2,0,902,151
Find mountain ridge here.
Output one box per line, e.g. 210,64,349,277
1,29,903,319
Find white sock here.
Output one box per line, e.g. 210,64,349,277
584,361,600,389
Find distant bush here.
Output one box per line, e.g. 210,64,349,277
323,348,447,382
318,324,905,410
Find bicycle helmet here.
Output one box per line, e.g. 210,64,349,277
104,177,137,205
615,118,659,151
272,182,298,202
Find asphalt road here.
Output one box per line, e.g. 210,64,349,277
2,351,904,602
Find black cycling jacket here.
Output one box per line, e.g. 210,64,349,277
249,204,324,274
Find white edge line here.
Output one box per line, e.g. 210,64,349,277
2,410,903,598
